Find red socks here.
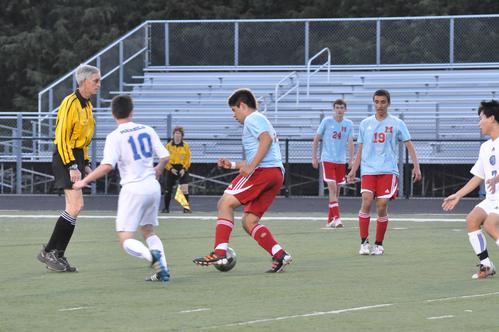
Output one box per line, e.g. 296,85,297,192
213,218,234,256
251,224,283,257
375,216,389,244
358,212,370,241
328,201,340,224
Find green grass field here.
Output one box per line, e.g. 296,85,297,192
1,211,498,331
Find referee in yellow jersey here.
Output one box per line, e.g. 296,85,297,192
37,64,101,272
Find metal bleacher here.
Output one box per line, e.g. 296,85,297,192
92,67,497,164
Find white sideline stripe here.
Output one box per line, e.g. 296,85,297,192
427,315,454,320
426,291,499,303
0,214,465,223
206,304,393,329
58,306,93,312
180,308,211,313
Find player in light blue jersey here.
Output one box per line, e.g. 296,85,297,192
443,100,499,279
73,95,171,283
194,88,292,273
312,99,354,228
347,90,421,256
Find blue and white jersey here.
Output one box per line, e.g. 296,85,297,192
243,112,284,172
358,115,411,176
101,122,169,185
316,116,353,163
471,138,499,201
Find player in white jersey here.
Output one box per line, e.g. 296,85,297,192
193,88,292,273
347,90,421,256
312,99,354,228
443,100,499,279
73,95,171,283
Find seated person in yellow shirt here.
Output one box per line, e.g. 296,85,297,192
163,126,192,213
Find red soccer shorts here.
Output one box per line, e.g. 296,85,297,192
321,161,346,184
224,167,283,218
361,174,399,200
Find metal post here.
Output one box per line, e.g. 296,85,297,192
234,22,239,67
318,113,324,197
398,114,404,198
96,56,101,108
91,139,97,195
166,114,172,139
376,19,381,66
285,138,290,197
164,22,169,66
449,18,455,65
304,21,309,66
16,113,22,194
145,23,150,67
119,41,124,92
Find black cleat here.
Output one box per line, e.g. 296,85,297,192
57,253,79,272
266,251,293,273
37,246,66,272
193,252,227,266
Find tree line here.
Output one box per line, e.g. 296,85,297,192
1,0,498,113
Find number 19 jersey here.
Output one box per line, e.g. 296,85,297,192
358,115,411,176
101,122,169,185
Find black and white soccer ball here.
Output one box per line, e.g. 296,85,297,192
214,247,237,272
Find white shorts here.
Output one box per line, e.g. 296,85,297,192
116,176,161,232
475,199,499,215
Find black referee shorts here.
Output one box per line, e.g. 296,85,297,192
52,148,85,190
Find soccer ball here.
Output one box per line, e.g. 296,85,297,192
214,247,237,272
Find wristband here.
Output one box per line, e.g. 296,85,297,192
68,164,78,170
230,161,236,169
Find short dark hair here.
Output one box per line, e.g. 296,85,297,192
373,89,391,103
228,88,257,109
478,100,499,123
333,99,347,108
111,95,133,119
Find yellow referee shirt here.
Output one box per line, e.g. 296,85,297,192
54,89,95,165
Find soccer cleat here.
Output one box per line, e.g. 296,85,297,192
332,218,344,228
150,250,170,282
472,263,496,279
370,244,384,256
37,246,66,272
359,242,370,255
57,252,79,272
266,251,293,273
183,208,192,214
193,252,228,266
161,208,170,213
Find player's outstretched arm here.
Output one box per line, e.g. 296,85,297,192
442,176,482,211
73,164,113,190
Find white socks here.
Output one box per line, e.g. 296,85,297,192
468,230,491,266
123,238,152,262
146,234,168,269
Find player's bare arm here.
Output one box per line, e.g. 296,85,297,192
347,144,362,183
404,140,421,182
347,137,354,169
442,176,483,211
311,134,321,169
73,164,113,190
240,131,272,177
155,156,169,179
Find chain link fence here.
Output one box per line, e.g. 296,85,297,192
0,134,483,197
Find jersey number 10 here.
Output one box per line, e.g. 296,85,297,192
128,133,153,160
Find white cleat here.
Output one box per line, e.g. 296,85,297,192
370,245,384,256
472,262,496,279
359,242,370,255
327,218,344,229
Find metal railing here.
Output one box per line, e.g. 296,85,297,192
274,71,299,122
306,48,331,96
